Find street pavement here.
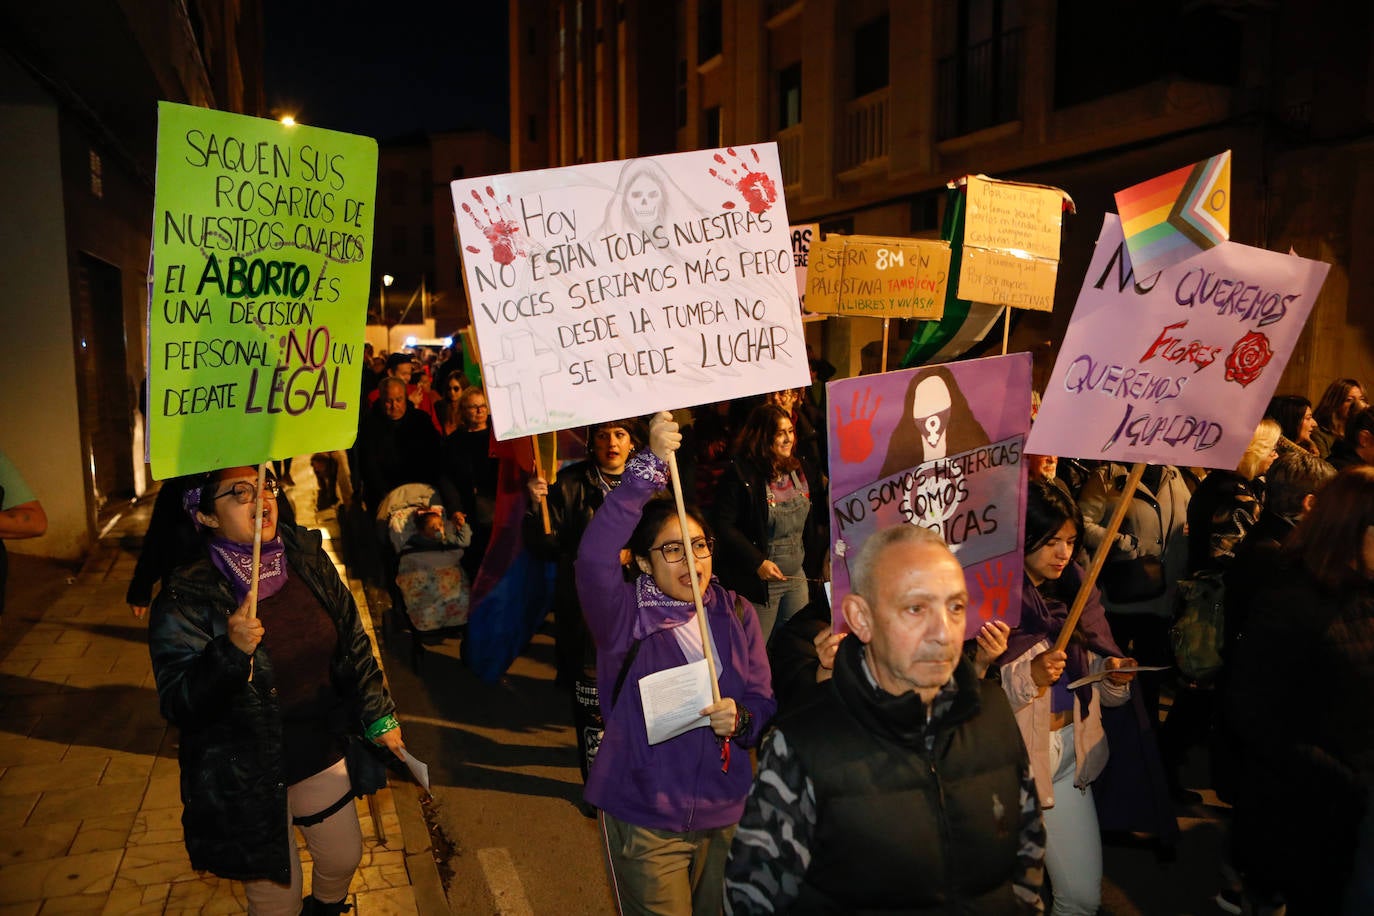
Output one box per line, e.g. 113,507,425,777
0,465,447,914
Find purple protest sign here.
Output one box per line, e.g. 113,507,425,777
1027,214,1329,469
827,353,1031,637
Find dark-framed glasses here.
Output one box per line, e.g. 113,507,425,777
213,480,281,505
650,537,715,564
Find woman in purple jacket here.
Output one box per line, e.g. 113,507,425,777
575,411,776,915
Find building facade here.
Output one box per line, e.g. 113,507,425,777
510,0,1374,399
1,1,263,559
371,128,510,343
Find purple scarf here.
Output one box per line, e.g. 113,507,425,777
1002,565,1122,714
208,535,288,603
632,574,718,641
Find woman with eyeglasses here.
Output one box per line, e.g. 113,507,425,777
713,404,828,643
148,466,404,915
576,412,776,915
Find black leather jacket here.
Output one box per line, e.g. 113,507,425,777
148,524,394,882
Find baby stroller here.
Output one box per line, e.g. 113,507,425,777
376,483,473,671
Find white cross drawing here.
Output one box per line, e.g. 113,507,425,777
486,331,562,430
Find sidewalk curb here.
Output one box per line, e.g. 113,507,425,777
347,571,453,914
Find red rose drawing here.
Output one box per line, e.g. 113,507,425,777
1224,331,1274,387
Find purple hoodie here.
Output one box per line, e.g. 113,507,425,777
575,450,776,832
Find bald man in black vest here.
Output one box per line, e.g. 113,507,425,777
724,525,1046,914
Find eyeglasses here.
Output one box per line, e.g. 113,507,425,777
212,480,281,504
448,385,464,391
649,537,715,564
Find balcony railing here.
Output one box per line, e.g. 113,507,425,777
840,88,889,171
777,124,803,189
937,28,1022,140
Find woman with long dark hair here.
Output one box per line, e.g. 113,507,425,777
148,466,403,914
999,479,1135,916
1266,394,1319,456
576,412,774,914
434,369,468,438
1227,466,1374,914
1311,377,1368,459
713,404,827,642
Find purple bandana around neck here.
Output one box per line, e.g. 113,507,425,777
209,535,288,603
632,573,717,641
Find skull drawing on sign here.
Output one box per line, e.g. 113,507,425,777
912,376,954,458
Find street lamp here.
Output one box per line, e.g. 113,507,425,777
381,275,395,351
380,274,394,322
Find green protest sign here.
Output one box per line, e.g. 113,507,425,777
147,101,376,479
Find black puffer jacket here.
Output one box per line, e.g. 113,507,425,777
148,524,395,882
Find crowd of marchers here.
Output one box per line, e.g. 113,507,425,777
128,356,1374,916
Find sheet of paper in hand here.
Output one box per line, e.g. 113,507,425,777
638,658,714,745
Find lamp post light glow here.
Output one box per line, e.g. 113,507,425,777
280,115,296,127
379,275,397,351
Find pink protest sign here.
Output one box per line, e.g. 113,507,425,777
827,353,1031,637
1027,214,1329,469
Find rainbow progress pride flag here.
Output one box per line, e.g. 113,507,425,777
1115,150,1231,277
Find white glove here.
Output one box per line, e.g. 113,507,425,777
649,411,681,462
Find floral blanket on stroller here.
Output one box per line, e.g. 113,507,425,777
379,484,473,631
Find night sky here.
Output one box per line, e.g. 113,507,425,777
263,2,510,141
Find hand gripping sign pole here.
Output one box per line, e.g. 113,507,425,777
529,437,551,534
1051,461,1145,653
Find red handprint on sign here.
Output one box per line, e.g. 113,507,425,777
972,560,1014,621
461,186,524,266
709,147,778,215
835,389,882,464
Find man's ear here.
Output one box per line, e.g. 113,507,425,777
841,593,873,643
1359,430,1374,451
1301,492,1318,515
195,511,219,529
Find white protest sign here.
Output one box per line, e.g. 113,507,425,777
452,145,809,439
1027,214,1329,469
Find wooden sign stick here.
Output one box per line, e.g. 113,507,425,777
530,436,551,534
1001,306,1011,356
1052,461,1146,653
246,463,268,620
881,318,890,373
667,451,721,703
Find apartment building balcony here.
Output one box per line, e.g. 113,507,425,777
839,87,889,173
937,28,1022,141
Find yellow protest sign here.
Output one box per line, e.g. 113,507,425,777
955,248,1059,312
957,175,1067,312
804,235,950,318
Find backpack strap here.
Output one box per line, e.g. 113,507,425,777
610,638,643,708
